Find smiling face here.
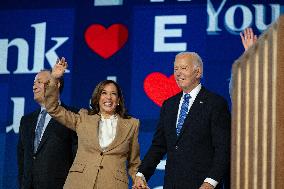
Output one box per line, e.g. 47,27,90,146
33,71,51,105
174,53,202,93
98,83,120,117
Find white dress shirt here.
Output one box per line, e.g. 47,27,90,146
98,114,118,150
176,83,201,126
35,101,61,141
36,107,52,140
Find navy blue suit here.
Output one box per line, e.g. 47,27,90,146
139,87,231,189
17,104,78,189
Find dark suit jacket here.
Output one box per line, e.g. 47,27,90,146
17,104,78,189
139,86,231,189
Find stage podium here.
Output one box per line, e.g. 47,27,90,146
231,15,284,189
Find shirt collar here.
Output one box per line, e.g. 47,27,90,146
182,83,201,99
101,114,118,121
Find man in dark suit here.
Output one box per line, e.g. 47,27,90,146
134,52,231,189
17,70,77,189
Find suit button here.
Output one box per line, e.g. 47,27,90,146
175,146,178,150
99,166,103,169
33,156,36,160
100,152,103,156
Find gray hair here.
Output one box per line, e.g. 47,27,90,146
175,51,203,77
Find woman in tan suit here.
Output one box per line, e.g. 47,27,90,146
44,58,141,189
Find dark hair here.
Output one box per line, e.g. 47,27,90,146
88,80,130,119
41,69,64,94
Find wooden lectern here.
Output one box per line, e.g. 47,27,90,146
231,15,284,189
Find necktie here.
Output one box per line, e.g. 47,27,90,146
34,109,47,153
176,94,191,136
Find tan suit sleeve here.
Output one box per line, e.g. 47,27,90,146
45,78,81,131
127,119,141,182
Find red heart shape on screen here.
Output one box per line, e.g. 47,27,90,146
84,24,128,59
144,72,181,107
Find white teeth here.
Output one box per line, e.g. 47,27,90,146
104,102,112,106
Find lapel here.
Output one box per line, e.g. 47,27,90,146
176,87,207,141
90,114,104,152
30,109,41,154
35,118,55,154
87,114,132,152
34,102,68,154
104,116,132,152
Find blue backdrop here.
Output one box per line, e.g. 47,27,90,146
0,0,283,188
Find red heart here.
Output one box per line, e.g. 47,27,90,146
84,24,128,59
144,72,181,107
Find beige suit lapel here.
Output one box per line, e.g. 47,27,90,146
104,116,132,152
89,114,104,152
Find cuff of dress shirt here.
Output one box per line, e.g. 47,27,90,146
204,178,218,188
136,172,146,181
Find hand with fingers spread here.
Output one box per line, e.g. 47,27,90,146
52,57,68,79
240,27,257,51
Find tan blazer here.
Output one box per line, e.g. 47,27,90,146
45,82,141,189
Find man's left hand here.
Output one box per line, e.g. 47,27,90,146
199,182,214,189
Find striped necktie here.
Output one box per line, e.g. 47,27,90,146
34,109,47,153
176,94,191,136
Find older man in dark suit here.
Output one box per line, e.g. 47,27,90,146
134,52,231,189
17,70,77,189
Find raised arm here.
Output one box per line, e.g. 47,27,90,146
44,57,82,131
